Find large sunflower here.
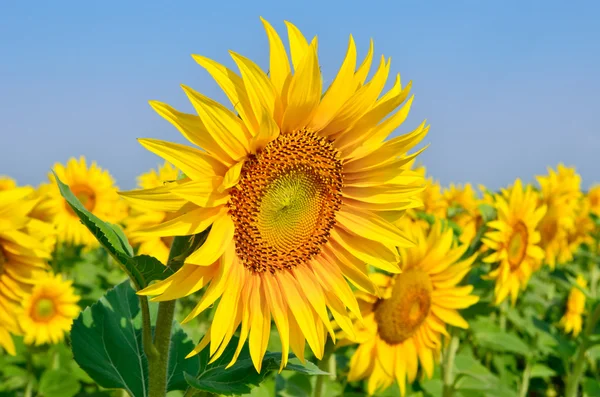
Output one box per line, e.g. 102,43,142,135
536,164,582,268
122,18,428,371
126,162,181,264
18,273,80,346
341,222,478,395
38,157,127,248
481,179,546,305
0,187,50,355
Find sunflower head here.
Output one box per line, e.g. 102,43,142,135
19,273,80,346
559,275,587,337
42,156,127,248
124,18,429,372
0,186,51,355
342,222,478,396
482,179,546,305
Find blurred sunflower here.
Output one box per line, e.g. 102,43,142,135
559,275,587,337
122,18,429,371
536,164,582,268
38,156,127,248
567,198,594,248
340,222,478,395
18,273,80,345
0,187,50,355
0,176,17,191
481,179,546,305
589,185,600,217
125,163,181,264
444,183,482,245
411,166,447,222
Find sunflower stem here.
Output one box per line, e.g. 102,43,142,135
147,235,203,397
565,302,600,397
499,301,507,331
518,358,533,397
442,330,459,397
314,340,335,397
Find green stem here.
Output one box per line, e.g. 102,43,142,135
314,340,335,397
442,331,460,397
518,359,533,397
565,303,600,397
499,301,507,331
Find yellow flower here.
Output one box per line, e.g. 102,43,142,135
536,164,582,268
18,273,80,345
559,275,587,336
589,185,600,216
567,198,594,248
0,187,51,355
482,179,546,305
411,167,447,221
126,163,181,264
122,18,428,371
444,183,482,245
0,176,17,191
341,223,478,396
39,156,127,248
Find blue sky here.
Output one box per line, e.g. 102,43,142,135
1,0,598,190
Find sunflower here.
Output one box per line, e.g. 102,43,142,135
0,187,51,355
18,273,80,345
340,222,478,395
410,167,447,222
559,275,587,337
567,198,594,248
444,183,482,245
481,179,546,305
126,163,181,264
121,18,429,371
38,156,127,248
589,185,600,217
0,176,17,191
536,164,582,268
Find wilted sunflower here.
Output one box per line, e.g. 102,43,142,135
536,164,582,268
38,156,127,248
122,18,429,371
481,179,546,305
18,273,80,345
126,162,181,264
444,183,482,245
559,275,587,337
0,187,50,355
340,222,478,395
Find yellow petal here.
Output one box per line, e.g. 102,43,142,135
186,211,234,266
330,227,400,273
119,182,187,212
260,17,291,97
354,39,374,86
284,20,309,70
336,205,414,247
248,277,271,372
134,205,223,237
169,179,229,208
250,111,280,153
218,160,245,192
263,274,290,371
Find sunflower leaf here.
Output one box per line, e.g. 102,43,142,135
53,172,171,288
71,281,200,396
184,337,326,395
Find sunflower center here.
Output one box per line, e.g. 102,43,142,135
67,184,97,213
507,221,528,269
34,298,56,321
374,268,433,344
229,130,343,274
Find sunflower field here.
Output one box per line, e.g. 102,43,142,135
1,18,600,397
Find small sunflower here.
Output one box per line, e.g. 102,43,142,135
0,187,51,355
481,179,546,305
536,164,582,268
19,273,80,345
122,18,429,371
39,157,127,248
341,223,478,396
444,183,482,245
411,167,447,222
126,163,181,264
559,275,587,337
588,185,600,217
567,198,594,248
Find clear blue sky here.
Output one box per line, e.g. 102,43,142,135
1,0,598,190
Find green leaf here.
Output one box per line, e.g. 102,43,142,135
54,173,172,288
583,378,600,396
473,331,531,356
38,369,81,397
71,281,200,396
71,281,149,397
184,337,326,396
529,364,556,378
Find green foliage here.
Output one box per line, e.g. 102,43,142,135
71,281,200,396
